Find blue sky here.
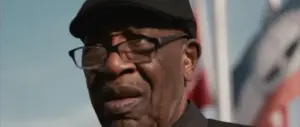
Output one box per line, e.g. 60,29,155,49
0,0,266,127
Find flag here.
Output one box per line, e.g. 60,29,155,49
189,69,211,108
188,0,218,119
189,67,218,119
233,0,300,126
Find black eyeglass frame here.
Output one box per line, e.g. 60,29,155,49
68,33,189,70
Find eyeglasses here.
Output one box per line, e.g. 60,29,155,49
68,33,188,70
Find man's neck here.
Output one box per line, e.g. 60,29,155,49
167,95,188,126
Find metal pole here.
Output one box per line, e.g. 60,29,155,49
268,0,283,13
195,0,218,119
212,0,232,122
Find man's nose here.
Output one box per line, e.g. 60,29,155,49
105,53,136,76
104,33,136,76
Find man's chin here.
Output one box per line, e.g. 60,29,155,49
111,119,140,127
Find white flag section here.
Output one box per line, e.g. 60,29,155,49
234,1,300,126
190,0,233,122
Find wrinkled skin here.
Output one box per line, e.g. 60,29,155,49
82,7,200,127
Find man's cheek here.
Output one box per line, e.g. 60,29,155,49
136,63,167,101
84,71,95,88
135,61,164,89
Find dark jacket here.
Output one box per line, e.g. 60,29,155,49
172,102,251,127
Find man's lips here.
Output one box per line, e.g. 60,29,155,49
104,97,142,114
101,85,143,114
102,85,143,101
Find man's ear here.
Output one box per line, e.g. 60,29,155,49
182,39,201,82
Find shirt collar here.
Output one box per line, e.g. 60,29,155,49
172,101,208,127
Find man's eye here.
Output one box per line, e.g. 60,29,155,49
83,47,107,62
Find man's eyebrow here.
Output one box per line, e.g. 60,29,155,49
83,36,106,45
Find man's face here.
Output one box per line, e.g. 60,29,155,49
81,7,199,127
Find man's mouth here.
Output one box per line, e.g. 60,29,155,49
102,86,143,114
104,97,142,114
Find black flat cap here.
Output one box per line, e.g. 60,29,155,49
69,0,197,38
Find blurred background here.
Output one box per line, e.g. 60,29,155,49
0,0,299,127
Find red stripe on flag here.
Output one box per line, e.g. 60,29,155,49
188,9,213,109
193,9,201,44
189,70,213,108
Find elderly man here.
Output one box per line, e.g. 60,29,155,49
68,0,250,127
